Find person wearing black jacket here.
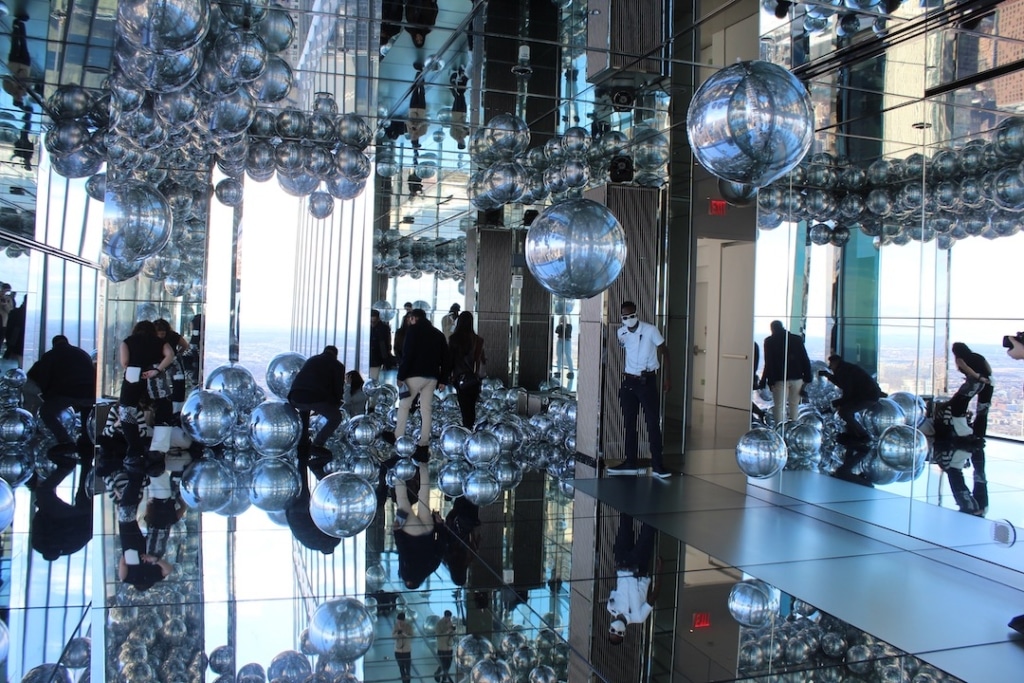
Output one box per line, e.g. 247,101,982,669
760,320,812,424
394,308,449,461
369,309,393,380
288,345,346,451
820,354,884,442
27,335,95,448
948,341,993,439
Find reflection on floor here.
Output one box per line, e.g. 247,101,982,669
9,397,1024,682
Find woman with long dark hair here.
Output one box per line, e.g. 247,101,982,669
949,341,993,439
118,321,174,469
447,311,484,429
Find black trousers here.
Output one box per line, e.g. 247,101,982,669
395,651,411,683
948,378,993,437
613,512,656,574
292,401,344,447
619,375,663,468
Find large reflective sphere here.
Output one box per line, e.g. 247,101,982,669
485,113,531,159
464,431,501,466
735,428,787,478
180,390,237,445
206,364,261,413
888,391,926,426
686,60,814,187
309,473,377,538
728,579,780,627
117,0,210,53
257,3,296,52
248,401,301,457
438,460,471,498
859,398,906,440
249,458,300,510
21,664,72,683
878,425,929,472
266,651,311,683
782,422,821,460
180,459,234,512
215,178,245,207
265,352,307,399
471,658,514,683
524,198,627,299
103,181,174,262
463,468,501,507
308,597,375,661
0,408,35,444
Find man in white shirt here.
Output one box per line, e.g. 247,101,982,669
609,301,672,478
607,512,661,645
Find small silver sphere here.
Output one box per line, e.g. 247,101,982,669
180,390,237,445
308,597,375,661
265,352,307,400
309,473,377,538
735,428,787,478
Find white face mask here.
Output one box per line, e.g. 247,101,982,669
622,312,639,330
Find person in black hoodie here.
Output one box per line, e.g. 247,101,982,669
393,308,449,461
393,460,445,589
760,320,812,424
819,354,884,442
288,345,346,453
27,335,95,451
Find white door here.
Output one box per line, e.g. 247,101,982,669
692,280,708,401
717,242,756,410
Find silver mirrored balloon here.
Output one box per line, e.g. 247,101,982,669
686,60,813,187
215,178,244,207
102,180,173,262
266,651,311,683
877,425,928,472
265,352,306,399
485,113,531,159
248,457,301,510
728,579,780,627
181,390,237,445
247,54,293,103
117,0,211,53
735,428,787,478
206,364,261,413
308,597,375,661
309,473,377,538
463,468,501,506
858,398,906,440
257,3,296,52
524,198,627,299
248,400,301,457
337,113,372,150
0,480,13,531
180,459,234,512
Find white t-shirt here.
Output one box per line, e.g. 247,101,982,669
617,321,664,375
607,570,653,624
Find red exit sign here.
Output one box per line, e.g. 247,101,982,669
708,199,728,216
692,612,712,630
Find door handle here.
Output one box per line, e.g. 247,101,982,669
693,345,705,355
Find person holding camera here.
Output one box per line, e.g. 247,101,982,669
947,342,992,440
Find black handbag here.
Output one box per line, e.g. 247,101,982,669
145,367,173,399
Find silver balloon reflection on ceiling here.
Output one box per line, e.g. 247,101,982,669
373,233,467,280
46,0,374,285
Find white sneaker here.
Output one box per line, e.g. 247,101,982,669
606,463,641,476
951,416,973,438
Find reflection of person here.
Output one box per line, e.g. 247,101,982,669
27,335,95,449
442,496,480,587
343,370,367,415
394,308,450,461
12,128,33,171
380,0,403,50
369,309,394,380
554,315,574,379
394,312,412,365
608,301,671,478
117,521,173,591
760,320,811,424
447,311,484,429
3,14,32,111
819,354,884,443
434,609,457,683
404,0,439,47
119,321,174,470
288,345,347,452
449,66,468,149
948,342,992,439
179,313,203,387
392,612,414,683
751,341,766,422
30,458,93,560
607,512,660,645
934,444,988,515
2,291,26,365
154,319,189,409
441,303,460,339
393,461,446,588
408,64,428,149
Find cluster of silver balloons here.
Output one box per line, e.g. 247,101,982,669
48,0,375,283
104,534,206,681
453,628,569,683
740,364,929,480
468,117,671,212
373,233,466,280
730,579,961,681
0,367,85,491
762,0,904,38
757,118,1024,249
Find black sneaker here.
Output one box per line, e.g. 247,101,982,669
413,445,430,463
651,467,672,479
606,462,640,476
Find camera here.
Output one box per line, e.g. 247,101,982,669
1002,332,1024,349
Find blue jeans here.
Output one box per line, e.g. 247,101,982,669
619,374,663,469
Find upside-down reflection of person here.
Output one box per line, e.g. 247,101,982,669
30,454,93,561
393,461,446,589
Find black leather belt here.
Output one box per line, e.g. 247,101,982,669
623,371,657,378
